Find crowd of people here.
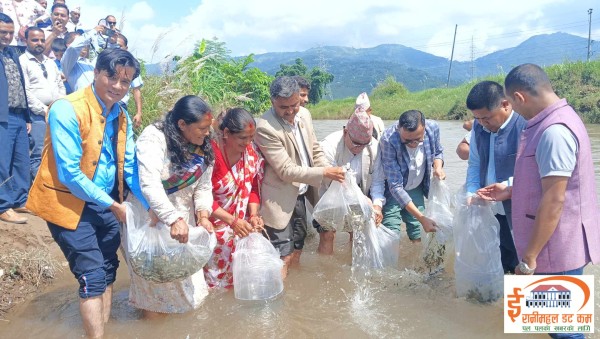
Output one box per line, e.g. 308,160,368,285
0,3,598,339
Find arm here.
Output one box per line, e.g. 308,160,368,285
132,86,142,128
47,100,115,208
193,165,214,232
370,148,386,224
136,126,182,225
520,176,569,271
465,131,481,194
61,28,100,76
431,122,445,179
379,135,411,208
44,21,66,56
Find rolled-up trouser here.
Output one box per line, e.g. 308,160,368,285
381,184,425,240
48,202,121,298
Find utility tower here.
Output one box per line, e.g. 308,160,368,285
587,8,593,62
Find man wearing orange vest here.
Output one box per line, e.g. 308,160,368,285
27,48,148,339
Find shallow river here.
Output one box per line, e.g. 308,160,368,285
1,120,599,338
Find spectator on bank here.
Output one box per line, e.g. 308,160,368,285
293,75,310,107
114,33,143,128
0,13,32,224
49,37,70,93
65,6,80,32
1,0,46,46
43,2,68,56
19,26,65,179
33,0,51,29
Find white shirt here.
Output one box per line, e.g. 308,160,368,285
405,143,426,191
19,50,65,116
285,115,311,195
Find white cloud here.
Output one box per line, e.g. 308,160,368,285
65,0,598,64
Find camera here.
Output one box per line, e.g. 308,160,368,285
105,29,116,37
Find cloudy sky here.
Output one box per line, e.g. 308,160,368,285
68,0,599,64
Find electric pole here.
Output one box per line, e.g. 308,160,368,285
447,24,458,87
588,8,593,62
470,36,475,80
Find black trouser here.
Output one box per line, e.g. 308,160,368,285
496,214,519,273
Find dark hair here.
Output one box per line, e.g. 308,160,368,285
270,76,299,99
95,48,140,80
105,15,116,21
24,26,44,39
155,95,215,166
51,3,69,15
64,31,80,45
219,107,255,133
116,33,128,47
293,75,311,90
0,13,14,24
51,38,66,52
398,110,425,131
505,63,553,97
466,81,505,111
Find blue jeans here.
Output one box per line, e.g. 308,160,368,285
541,266,586,339
28,113,45,180
48,202,121,298
0,111,30,213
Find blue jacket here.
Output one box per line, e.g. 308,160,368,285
0,47,31,123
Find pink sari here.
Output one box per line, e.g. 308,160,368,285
203,140,264,288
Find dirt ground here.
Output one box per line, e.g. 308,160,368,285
0,214,65,317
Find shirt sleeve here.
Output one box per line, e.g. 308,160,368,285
47,99,114,208
61,29,97,77
536,124,578,178
193,165,214,214
466,130,481,194
123,112,149,210
370,145,386,207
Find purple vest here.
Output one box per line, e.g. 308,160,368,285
512,99,600,273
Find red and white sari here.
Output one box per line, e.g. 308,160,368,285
203,140,264,288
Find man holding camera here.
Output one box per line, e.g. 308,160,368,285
43,3,68,56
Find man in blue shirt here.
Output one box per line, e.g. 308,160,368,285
27,48,148,338
380,110,445,242
465,80,526,273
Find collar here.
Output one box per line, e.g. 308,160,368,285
24,50,47,63
481,111,515,133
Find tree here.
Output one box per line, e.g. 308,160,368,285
175,38,273,115
275,58,334,104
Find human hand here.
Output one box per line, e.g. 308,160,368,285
433,167,446,180
52,20,65,34
197,216,213,233
170,218,189,243
515,258,537,275
26,122,31,134
148,209,159,227
373,205,383,225
109,201,127,223
133,113,142,129
417,215,437,233
232,218,254,238
249,215,264,232
323,166,345,183
476,183,511,202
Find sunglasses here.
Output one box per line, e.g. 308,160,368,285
38,62,47,79
107,21,117,26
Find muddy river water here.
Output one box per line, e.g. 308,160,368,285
1,120,599,338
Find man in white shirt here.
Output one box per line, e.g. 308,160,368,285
19,26,64,179
316,109,386,254
65,6,82,32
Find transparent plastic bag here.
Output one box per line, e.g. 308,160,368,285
232,233,284,300
124,200,216,283
422,178,454,271
313,168,372,232
452,192,504,302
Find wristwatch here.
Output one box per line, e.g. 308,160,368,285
517,261,536,274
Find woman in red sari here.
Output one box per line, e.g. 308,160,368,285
204,108,264,288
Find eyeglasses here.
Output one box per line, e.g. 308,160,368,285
107,21,117,26
39,62,47,79
401,137,424,145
